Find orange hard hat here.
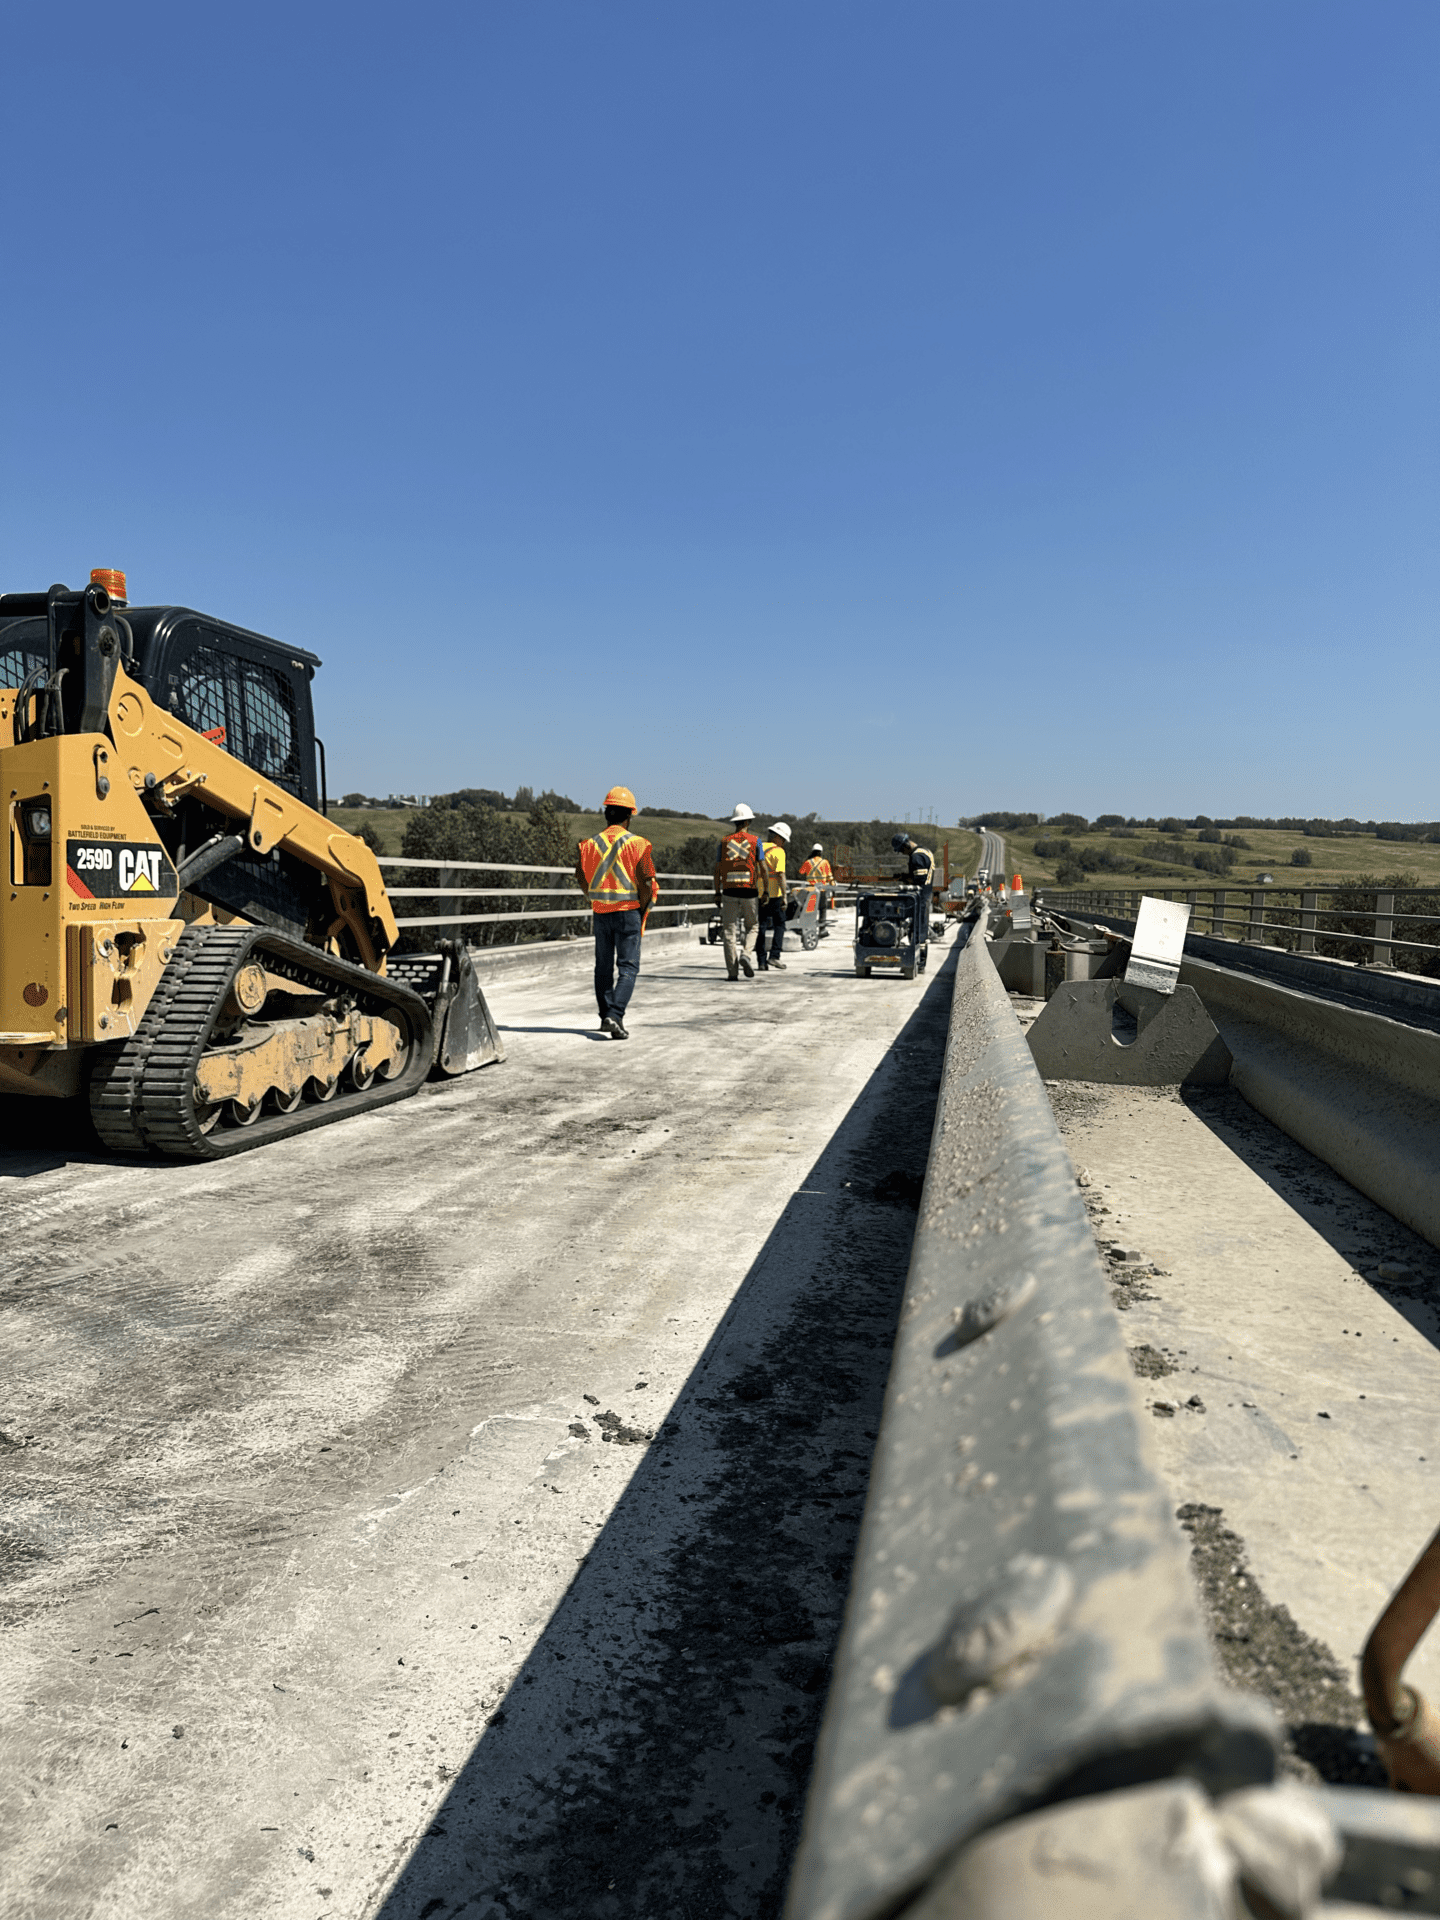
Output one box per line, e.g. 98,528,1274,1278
604,785,637,811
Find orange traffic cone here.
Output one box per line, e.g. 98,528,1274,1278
1012,873,1023,893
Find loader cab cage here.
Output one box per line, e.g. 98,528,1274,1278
0,594,322,812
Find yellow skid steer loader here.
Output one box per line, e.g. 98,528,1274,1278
0,570,502,1158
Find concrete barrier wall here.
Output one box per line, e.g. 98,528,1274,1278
785,926,1271,1920
1181,958,1440,1252
1046,907,1440,1253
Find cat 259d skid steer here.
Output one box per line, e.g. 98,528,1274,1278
0,569,502,1159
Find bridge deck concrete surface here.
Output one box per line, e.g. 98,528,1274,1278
0,928,954,1920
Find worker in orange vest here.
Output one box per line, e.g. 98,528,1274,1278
800,842,834,937
574,786,657,1039
712,803,762,979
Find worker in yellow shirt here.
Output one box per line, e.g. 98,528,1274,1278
756,821,791,971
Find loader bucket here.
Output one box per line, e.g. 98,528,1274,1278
387,942,505,1076
433,940,505,1074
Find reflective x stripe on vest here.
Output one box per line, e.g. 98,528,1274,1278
583,828,640,909
720,832,759,889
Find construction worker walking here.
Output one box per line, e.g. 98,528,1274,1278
713,804,763,979
800,841,834,937
575,786,658,1039
757,821,792,971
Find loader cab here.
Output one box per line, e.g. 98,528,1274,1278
0,601,323,812
121,608,323,812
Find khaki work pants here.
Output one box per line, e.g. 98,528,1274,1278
720,893,759,972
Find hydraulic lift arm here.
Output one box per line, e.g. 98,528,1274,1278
104,664,399,964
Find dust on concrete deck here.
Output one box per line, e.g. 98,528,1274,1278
0,930,954,1920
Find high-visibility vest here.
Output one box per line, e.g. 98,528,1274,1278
909,846,935,881
579,826,650,912
800,856,833,886
761,842,787,899
718,831,760,890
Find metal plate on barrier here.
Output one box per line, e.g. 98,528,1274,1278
1126,896,1190,996
785,928,1274,1920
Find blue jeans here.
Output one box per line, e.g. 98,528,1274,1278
758,897,786,962
593,909,642,1021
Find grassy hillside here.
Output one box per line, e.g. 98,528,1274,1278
330,807,982,878
327,806,420,854
999,822,1440,892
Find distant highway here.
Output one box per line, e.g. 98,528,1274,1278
976,824,1007,882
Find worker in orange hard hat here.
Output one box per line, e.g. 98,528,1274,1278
574,787,657,1039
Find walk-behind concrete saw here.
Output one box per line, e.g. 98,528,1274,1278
0,571,503,1158
853,885,928,981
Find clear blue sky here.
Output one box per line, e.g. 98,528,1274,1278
2,3,1434,822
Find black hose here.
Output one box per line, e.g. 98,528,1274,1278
176,833,246,892
13,665,45,743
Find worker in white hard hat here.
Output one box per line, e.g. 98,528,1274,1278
712,803,762,979
756,820,792,970
799,840,834,937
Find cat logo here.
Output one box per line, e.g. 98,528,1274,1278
118,847,164,892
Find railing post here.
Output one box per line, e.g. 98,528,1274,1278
1213,888,1227,938
1247,890,1266,945
1299,890,1317,953
1372,890,1395,969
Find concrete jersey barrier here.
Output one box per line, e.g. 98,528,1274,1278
1179,957,1440,1253
784,923,1273,1920
1041,906,1440,1252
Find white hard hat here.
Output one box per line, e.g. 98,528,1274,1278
770,821,791,842
730,802,755,822
811,842,823,853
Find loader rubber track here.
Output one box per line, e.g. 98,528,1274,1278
90,924,433,1160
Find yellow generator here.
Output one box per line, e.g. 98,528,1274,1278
0,569,501,1158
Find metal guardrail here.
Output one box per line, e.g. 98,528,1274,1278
375,858,716,933
785,918,1275,1920
1044,883,1440,974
